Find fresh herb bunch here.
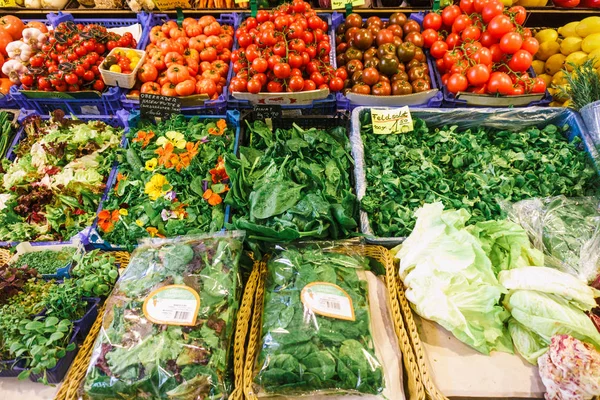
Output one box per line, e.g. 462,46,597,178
559,59,600,111
225,121,357,242
99,115,235,248
0,111,122,242
84,233,244,399
0,111,16,159
254,246,384,396
43,280,87,321
11,317,76,384
13,248,76,275
71,250,118,297
360,112,599,237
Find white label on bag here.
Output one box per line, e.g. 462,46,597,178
301,282,355,321
143,285,200,326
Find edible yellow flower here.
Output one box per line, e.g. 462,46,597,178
119,209,128,216
156,131,186,149
145,158,158,171
135,219,144,227
144,174,172,201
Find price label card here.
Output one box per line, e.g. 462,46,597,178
331,0,365,9
254,104,282,121
301,282,355,321
152,0,190,10
371,106,414,134
0,0,17,7
143,285,200,326
140,93,181,120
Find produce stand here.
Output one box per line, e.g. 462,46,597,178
0,2,599,400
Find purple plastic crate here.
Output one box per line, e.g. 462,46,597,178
0,109,129,249
89,110,241,251
226,12,337,113
333,12,442,111
28,327,79,384
120,13,239,115
0,359,26,378
10,12,151,115
73,297,100,340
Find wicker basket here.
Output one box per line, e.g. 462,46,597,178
240,245,428,400
0,248,10,266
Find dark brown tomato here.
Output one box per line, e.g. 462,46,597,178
406,58,422,69
396,42,416,63
347,59,364,74
379,55,400,76
336,54,347,66
336,23,346,35
377,43,396,59
366,16,383,28
392,79,413,95
364,57,380,69
391,71,409,82
403,20,421,35
405,32,424,48
412,78,431,92
408,66,427,81
372,81,392,95
337,42,349,54
354,29,374,50
345,47,363,61
413,47,426,62
387,24,404,38
378,75,390,83
392,36,404,48
345,13,363,29
362,67,380,85
376,29,395,46
352,83,371,94
389,12,408,27
368,24,381,37
345,27,359,43
352,70,363,84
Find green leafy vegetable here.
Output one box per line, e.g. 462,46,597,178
13,248,76,275
254,245,384,396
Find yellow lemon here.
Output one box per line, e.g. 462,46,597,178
582,32,600,53
552,71,568,86
589,48,600,68
535,29,559,44
560,37,582,55
565,51,588,71
109,64,122,73
545,54,566,75
558,21,581,38
536,41,560,61
576,17,600,38
532,60,545,75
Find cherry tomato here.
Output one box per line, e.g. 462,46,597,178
430,41,449,59
481,0,504,24
452,15,473,34
521,37,539,55
273,62,291,79
466,64,491,86
441,5,462,28
65,73,78,85
447,73,468,93
423,13,443,31
288,75,304,92
487,71,513,95
459,0,475,14
499,32,523,54
488,15,514,39
508,6,527,25
508,49,533,72
93,80,105,91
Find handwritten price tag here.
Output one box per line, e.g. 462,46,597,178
152,0,190,10
371,106,414,134
331,0,364,9
0,0,17,7
140,93,181,120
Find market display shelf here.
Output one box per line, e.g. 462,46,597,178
350,106,600,248
9,12,151,115
121,12,240,115
0,109,130,249
88,109,242,251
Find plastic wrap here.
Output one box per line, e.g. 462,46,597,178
253,243,404,399
82,231,245,400
580,100,600,148
502,196,600,285
350,106,600,247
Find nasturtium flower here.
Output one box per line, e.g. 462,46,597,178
156,131,186,149
98,209,120,232
119,209,128,216
135,219,144,227
145,174,172,201
145,158,158,171
146,227,165,238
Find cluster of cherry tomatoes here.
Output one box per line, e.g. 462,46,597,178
134,16,233,98
336,12,432,96
423,0,547,96
22,23,136,92
230,0,346,94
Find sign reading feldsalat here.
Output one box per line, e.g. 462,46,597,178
371,106,414,134
140,93,181,120
331,0,365,8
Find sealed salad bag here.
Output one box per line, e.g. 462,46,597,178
252,243,404,399
82,231,245,399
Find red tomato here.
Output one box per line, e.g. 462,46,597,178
0,16,23,40
459,0,475,13
447,73,468,93
473,47,493,65
329,77,344,91
481,0,504,24
446,33,461,50
452,15,473,34
530,77,547,93
508,6,527,25
488,15,514,39
466,64,490,86
197,78,217,96
521,37,540,55
251,57,268,73
230,77,247,92
508,49,533,72
499,32,523,54
490,44,504,63
167,65,190,83
423,13,443,31
487,71,513,94
273,62,291,79
441,5,462,28
480,31,497,48
423,29,440,48
430,40,449,59
288,75,304,92
462,26,481,42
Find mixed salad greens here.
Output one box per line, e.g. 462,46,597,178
359,111,599,237
98,115,235,248
225,121,358,243
254,245,385,396
83,232,244,399
0,111,122,242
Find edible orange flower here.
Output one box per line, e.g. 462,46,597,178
209,156,228,184
98,209,120,232
202,189,222,206
114,173,126,193
208,119,227,136
132,130,155,148
146,227,165,238
155,142,175,167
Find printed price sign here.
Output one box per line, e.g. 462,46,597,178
331,0,364,9
152,0,190,10
254,104,282,121
371,106,413,134
140,93,181,120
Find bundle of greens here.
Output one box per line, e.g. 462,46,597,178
225,121,357,242
359,111,599,237
98,115,235,248
13,248,76,275
254,245,386,396
0,111,122,242
0,111,16,159
83,232,244,399
71,250,119,297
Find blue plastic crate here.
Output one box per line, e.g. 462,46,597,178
0,109,129,249
120,13,240,115
89,110,242,251
10,12,150,115
73,297,100,340
332,12,442,111
226,12,337,113
350,106,600,248
0,359,26,378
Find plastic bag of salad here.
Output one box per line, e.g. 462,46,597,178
82,231,245,399
252,243,405,399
